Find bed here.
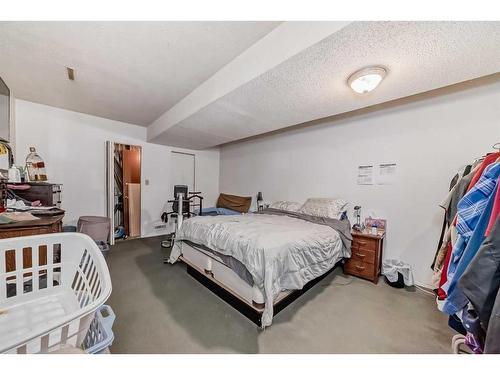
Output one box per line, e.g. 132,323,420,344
168,208,352,327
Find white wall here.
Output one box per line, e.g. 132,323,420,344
14,99,220,238
219,79,500,287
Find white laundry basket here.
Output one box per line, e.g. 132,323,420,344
0,233,112,354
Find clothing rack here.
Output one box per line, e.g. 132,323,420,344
432,144,500,354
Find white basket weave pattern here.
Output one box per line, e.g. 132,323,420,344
0,233,112,354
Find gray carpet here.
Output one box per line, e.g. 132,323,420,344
105,236,454,353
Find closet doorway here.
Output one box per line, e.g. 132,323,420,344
170,151,195,194
106,141,142,245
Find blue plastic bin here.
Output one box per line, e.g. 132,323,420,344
82,305,115,354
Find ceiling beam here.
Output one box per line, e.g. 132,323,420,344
147,21,351,143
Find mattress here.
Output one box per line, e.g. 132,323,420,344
184,241,254,286
170,208,351,327
179,241,268,308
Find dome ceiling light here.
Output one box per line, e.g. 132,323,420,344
347,66,387,94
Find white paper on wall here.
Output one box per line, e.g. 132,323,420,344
377,163,397,185
357,165,374,185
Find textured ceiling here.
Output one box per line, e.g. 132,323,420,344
154,21,500,149
0,21,280,125
1,21,499,147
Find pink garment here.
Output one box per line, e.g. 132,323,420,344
437,242,453,300
467,153,500,191
6,184,31,190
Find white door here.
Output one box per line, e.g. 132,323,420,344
105,141,115,245
170,151,195,195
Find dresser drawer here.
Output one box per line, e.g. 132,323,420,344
344,259,375,280
352,237,378,252
350,247,376,264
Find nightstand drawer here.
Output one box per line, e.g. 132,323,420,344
349,229,385,283
350,247,376,264
344,259,375,280
352,237,377,252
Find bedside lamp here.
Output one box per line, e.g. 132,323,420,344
256,191,264,211
352,205,364,231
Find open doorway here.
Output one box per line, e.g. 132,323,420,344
170,151,195,193
107,142,142,243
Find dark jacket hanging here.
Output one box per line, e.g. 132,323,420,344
458,217,500,353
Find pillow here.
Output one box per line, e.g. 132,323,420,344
269,200,302,212
216,193,252,213
299,198,348,219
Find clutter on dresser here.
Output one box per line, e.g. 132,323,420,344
25,146,48,182
7,165,21,182
0,213,64,240
6,198,64,215
0,211,40,224
364,217,387,231
7,181,62,208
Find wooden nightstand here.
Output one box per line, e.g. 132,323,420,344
344,229,385,283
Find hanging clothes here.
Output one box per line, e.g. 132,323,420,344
432,229,452,287
444,166,476,228
446,163,500,277
436,242,453,300
456,162,500,239
457,217,500,353
466,152,500,192
440,163,498,284
485,181,500,237
433,148,500,353
485,285,500,353
431,165,476,280
442,174,499,314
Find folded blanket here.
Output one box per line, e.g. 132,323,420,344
201,207,241,216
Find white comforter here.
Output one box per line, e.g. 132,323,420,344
169,213,347,327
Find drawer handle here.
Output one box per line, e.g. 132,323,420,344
357,241,367,246
355,265,366,271
355,252,366,258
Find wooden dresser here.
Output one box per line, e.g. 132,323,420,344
344,229,385,283
0,214,64,272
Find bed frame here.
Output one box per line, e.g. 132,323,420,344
170,194,345,327
178,242,344,326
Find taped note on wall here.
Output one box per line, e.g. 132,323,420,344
377,163,397,185
357,165,374,185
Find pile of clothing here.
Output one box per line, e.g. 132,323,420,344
432,151,500,353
